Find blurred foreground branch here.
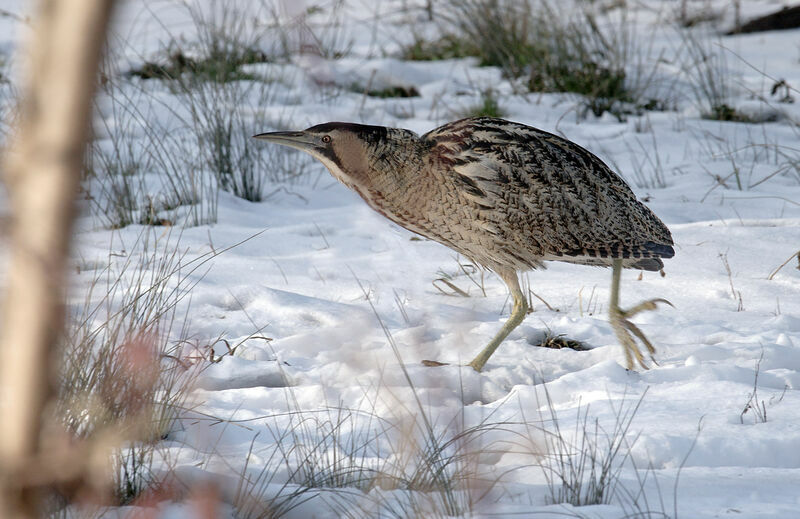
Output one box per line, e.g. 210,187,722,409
0,0,116,516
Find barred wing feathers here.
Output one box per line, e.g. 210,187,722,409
424,117,674,271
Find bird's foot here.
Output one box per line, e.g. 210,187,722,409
610,298,672,370
421,359,449,367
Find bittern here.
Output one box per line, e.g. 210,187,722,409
254,117,674,372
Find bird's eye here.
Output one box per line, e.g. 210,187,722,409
321,135,331,144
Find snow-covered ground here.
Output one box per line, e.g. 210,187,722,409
3,0,800,517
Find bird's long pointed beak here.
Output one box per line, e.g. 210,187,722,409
252,130,319,152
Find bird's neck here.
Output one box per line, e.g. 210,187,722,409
363,138,425,199
347,138,430,232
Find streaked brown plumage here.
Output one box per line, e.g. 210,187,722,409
254,117,674,371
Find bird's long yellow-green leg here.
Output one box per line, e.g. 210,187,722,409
468,269,528,372
609,259,671,370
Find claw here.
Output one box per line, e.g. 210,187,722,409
610,301,664,370
609,260,671,370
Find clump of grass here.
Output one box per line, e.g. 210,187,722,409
85,69,218,229
180,76,313,202
129,47,269,83
740,349,788,424
170,0,273,85
163,1,314,202
679,27,754,122
363,85,420,98
227,369,501,518
257,1,354,61
401,34,477,62
84,73,154,229
254,385,391,495
430,0,658,119
524,3,650,119
706,103,753,122
229,437,320,519
348,76,420,99
463,88,505,118
126,0,279,86
533,60,629,118
532,384,663,514
97,0,314,214
84,139,147,229
437,0,537,77
258,380,491,516
55,228,208,508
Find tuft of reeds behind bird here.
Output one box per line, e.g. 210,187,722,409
86,61,220,229
82,0,329,230
678,26,752,122
415,0,666,120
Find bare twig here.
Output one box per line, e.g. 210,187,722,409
767,250,800,280
740,349,767,424
718,252,743,311
0,1,117,516
432,277,470,297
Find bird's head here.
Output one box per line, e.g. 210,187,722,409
253,122,420,193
